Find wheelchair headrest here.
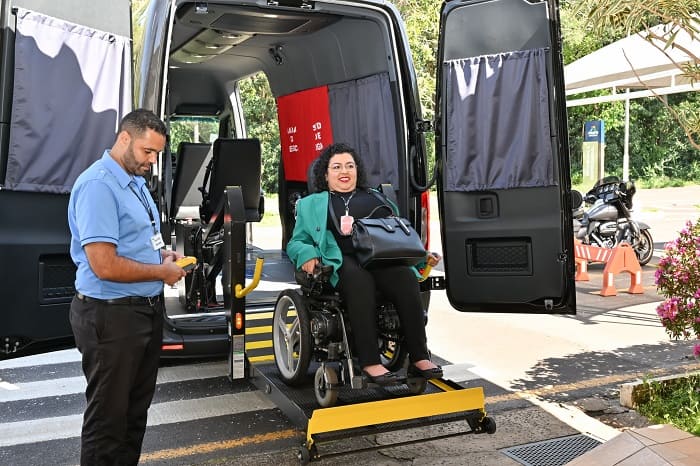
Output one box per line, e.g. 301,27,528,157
306,157,321,194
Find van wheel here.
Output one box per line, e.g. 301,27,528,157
273,290,311,385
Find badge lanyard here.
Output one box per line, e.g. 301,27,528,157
332,190,356,235
128,183,157,235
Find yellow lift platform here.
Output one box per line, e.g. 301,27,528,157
245,308,496,464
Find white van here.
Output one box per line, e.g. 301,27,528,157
0,0,576,362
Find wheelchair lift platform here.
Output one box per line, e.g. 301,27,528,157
249,361,495,463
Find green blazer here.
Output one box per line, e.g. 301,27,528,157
286,190,426,286
286,191,343,286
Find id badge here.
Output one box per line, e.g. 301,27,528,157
150,232,165,250
340,215,354,236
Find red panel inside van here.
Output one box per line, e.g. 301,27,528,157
277,85,333,182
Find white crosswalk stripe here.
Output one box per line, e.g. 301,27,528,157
0,392,275,447
0,360,228,402
0,350,278,452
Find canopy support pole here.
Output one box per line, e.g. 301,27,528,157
623,88,630,181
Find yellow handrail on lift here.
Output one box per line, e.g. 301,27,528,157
235,257,265,298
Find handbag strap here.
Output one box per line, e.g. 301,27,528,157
328,188,397,234
327,192,343,235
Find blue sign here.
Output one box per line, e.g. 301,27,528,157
583,120,605,143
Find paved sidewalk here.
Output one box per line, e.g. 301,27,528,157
568,424,700,465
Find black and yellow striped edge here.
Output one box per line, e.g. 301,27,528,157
306,386,486,446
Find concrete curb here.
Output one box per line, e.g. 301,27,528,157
620,371,700,409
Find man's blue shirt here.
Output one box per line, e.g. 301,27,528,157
68,151,163,298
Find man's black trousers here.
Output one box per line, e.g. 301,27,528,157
70,296,163,466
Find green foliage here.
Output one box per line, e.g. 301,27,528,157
637,375,700,435
239,74,280,194
131,0,150,107
169,118,219,151
562,1,700,184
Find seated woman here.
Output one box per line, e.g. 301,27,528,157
286,142,442,386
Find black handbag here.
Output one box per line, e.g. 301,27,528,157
329,189,426,268
352,216,426,268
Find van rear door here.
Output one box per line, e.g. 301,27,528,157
435,0,576,314
0,0,132,360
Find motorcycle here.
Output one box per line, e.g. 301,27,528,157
572,176,654,266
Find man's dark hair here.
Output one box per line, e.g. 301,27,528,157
119,108,167,138
311,142,368,192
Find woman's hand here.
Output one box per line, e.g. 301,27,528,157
426,252,441,267
301,258,319,274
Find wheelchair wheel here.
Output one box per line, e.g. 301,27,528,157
273,289,312,385
378,335,407,372
314,365,339,408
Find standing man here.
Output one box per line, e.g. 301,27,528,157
68,109,186,465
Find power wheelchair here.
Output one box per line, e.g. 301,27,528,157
272,262,432,408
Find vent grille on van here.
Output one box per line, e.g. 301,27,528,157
39,255,76,304
466,239,532,275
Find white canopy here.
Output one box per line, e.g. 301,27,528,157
565,21,700,107
564,21,700,180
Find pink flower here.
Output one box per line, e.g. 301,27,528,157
694,344,700,358
656,299,679,321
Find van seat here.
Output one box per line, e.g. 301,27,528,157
171,142,211,219
200,138,262,224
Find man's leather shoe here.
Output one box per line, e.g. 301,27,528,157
363,370,400,386
408,364,443,379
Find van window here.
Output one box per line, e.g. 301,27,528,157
239,72,280,194
169,116,219,149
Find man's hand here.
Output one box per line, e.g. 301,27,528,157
161,254,186,286
161,249,183,261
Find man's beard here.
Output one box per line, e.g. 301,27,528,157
124,142,152,176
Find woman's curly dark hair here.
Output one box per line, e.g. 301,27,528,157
311,142,368,192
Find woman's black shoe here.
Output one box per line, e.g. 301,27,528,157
363,370,400,386
408,364,443,379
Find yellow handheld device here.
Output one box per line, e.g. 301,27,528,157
176,256,197,272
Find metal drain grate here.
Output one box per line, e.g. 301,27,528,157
500,434,602,466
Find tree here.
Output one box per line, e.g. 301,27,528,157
573,0,700,150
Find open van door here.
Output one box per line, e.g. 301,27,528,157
0,0,132,359
435,0,576,314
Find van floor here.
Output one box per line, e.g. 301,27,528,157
164,246,297,318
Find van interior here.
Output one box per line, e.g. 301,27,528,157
153,1,423,319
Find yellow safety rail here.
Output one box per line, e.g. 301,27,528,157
235,257,265,298
306,386,486,447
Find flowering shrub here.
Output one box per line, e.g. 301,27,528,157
655,219,700,358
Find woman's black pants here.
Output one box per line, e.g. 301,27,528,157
336,254,429,368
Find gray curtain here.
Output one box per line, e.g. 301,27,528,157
444,48,555,192
5,8,132,193
328,72,399,189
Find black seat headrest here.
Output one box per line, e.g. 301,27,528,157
200,138,262,223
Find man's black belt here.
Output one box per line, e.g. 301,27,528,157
75,292,161,307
